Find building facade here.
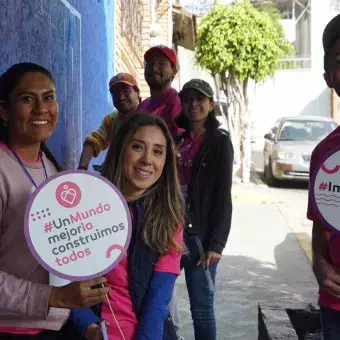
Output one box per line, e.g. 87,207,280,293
277,0,340,71
114,0,173,99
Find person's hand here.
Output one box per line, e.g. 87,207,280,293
314,257,340,298
49,277,110,309
85,321,110,340
197,251,222,268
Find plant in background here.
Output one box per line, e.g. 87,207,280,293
195,0,293,182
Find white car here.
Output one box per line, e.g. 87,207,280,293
263,116,338,186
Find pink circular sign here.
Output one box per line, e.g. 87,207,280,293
24,170,132,281
311,146,340,232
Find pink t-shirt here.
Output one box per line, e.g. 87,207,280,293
307,126,340,310
137,88,182,137
178,134,206,201
101,225,183,340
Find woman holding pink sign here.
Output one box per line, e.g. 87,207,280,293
70,114,184,340
0,63,110,339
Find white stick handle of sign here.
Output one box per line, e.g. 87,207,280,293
101,283,126,340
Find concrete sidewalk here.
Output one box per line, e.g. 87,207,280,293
176,199,317,340
232,185,284,204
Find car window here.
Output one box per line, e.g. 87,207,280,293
278,120,337,141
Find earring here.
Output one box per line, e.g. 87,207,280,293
3,120,7,127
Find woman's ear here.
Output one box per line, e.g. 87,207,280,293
209,99,215,112
0,101,9,122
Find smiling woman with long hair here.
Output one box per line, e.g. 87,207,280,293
0,63,109,340
174,79,234,340
102,113,183,255
71,114,184,340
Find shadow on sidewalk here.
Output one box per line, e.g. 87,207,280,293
176,233,317,340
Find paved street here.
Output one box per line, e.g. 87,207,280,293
176,174,317,340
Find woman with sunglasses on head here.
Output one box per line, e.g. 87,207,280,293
0,63,110,339
175,79,234,340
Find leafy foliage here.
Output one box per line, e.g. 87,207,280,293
195,1,293,82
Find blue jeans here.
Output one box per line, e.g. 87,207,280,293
169,285,182,337
182,235,217,340
321,306,340,339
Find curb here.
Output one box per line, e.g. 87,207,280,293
258,303,321,340
276,203,312,264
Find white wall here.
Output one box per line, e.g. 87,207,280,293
280,19,296,43
174,45,217,93
250,69,331,140
310,0,340,73
296,12,311,56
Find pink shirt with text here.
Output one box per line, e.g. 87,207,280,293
307,126,340,310
178,134,206,186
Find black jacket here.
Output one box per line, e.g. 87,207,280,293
176,128,234,254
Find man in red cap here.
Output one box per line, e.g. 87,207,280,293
78,73,141,170
138,45,181,137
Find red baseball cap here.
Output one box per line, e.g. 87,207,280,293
109,73,139,92
144,45,178,70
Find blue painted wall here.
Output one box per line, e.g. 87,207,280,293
0,0,115,168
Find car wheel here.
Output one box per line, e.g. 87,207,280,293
264,159,277,187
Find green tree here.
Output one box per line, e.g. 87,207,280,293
195,0,292,182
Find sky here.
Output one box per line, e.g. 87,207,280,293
180,0,214,13
179,0,240,14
